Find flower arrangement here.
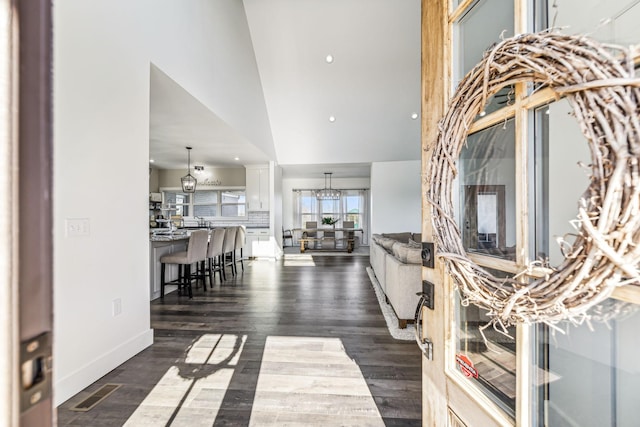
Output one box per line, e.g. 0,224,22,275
321,217,338,226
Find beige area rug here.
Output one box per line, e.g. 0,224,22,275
366,267,414,341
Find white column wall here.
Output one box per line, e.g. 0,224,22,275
53,0,270,405
370,160,421,234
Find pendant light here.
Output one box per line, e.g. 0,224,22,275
316,172,340,200
181,146,197,193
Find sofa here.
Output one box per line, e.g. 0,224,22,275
370,232,423,328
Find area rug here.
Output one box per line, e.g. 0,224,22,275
366,267,414,341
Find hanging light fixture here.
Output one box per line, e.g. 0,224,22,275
181,146,197,193
316,172,341,200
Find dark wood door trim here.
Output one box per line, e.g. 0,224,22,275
17,0,53,425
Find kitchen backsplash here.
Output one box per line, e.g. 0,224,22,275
182,211,269,228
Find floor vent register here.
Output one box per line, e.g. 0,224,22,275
70,383,122,412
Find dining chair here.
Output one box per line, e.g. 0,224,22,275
322,230,336,249
282,227,293,247
303,221,317,249
342,221,355,249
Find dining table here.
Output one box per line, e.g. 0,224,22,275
294,227,363,253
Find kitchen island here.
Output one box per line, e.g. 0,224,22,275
149,233,189,300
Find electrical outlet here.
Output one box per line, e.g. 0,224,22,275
112,298,122,316
65,218,90,237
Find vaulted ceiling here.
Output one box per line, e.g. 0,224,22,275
149,0,422,179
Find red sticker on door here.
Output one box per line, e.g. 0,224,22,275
456,354,479,378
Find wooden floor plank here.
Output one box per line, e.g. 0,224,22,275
57,255,422,426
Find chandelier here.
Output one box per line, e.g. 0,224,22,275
316,172,341,200
181,146,197,193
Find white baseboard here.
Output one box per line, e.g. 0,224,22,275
54,328,154,406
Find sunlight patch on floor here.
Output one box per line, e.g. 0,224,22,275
283,254,316,266
122,334,384,426
123,334,246,426
248,336,385,426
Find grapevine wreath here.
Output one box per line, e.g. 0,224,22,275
427,31,640,331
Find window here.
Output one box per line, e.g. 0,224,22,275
455,269,517,417
459,120,516,261
293,189,369,245
164,191,191,217
220,191,246,217
533,299,640,427
162,189,246,218
193,190,218,217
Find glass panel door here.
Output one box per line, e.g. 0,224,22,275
534,299,640,427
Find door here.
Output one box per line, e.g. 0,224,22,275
421,1,640,426
1,1,54,425
462,185,506,254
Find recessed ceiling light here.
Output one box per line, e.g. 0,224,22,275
234,157,240,161
325,54,334,64
328,115,336,122
149,159,155,163
411,112,419,120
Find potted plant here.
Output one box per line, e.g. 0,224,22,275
322,217,338,228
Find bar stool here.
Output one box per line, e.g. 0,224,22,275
160,230,209,299
222,227,238,277
234,226,246,272
206,228,226,285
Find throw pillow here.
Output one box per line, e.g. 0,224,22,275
379,237,397,252
392,242,409,263
407,239,421,249
406,247,422,264
383,232,413,242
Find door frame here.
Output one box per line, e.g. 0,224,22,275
0,0,20,424
1,0,54,425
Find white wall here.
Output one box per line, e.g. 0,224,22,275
273,164,283,252
370,160,421,234
157,167,246,189
54,0,269,405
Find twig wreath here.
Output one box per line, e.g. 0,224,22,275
427,31,640,330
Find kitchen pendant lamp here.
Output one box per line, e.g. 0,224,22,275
181,146,197,193
316,172,340,200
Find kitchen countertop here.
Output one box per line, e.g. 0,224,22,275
175,225,269,230
150,232,190,242
151,225,270,241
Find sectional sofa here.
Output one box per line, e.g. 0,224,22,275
370,232,423,328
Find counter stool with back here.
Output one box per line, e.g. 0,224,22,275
160,229,209,299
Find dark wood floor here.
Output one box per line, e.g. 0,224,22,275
57,255,422,426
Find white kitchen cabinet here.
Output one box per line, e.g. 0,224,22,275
245,228,272,258
245,166,269,211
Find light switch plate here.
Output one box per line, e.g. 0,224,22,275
65,218,90,237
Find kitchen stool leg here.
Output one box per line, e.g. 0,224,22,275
161,263,166,299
